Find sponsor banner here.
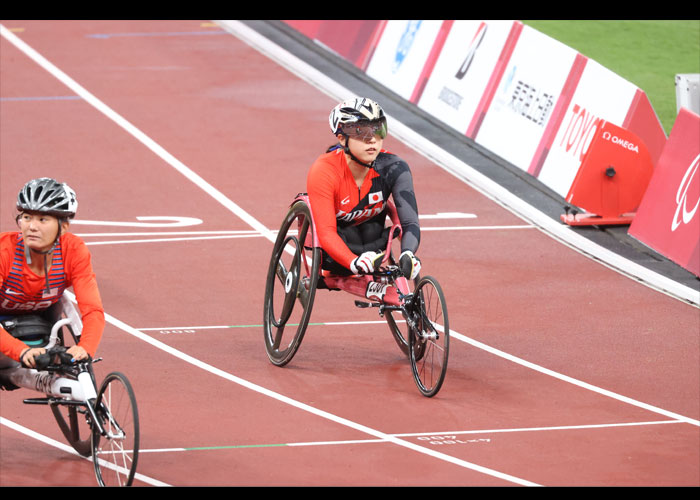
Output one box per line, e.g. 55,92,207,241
629,108,700,276
473,25,579,171
417,20,518,135
536,60,639,197
282,20,386,70
364,21,447,101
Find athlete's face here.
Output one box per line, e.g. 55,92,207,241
17,213,67,253
340,133,384,165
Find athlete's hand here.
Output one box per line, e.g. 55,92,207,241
66,345,89,362
399,251,421,280
20,347,46,368
351,251,384,274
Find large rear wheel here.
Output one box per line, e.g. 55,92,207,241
263,200,321,366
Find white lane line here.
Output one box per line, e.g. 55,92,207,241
100,306,540,486
135,320,700,427
0,417,171,487
0,23,277,247
74,225,535,247
135,419,684,453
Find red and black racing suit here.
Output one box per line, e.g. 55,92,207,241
307,146,420,275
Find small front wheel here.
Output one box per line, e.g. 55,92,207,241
408,276,449,397
51,403,93,457
92,372,139,486
385,275,424,360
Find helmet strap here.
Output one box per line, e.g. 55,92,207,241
343,136,375,169
20,219,63,294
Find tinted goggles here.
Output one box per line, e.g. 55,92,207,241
341,119,387,141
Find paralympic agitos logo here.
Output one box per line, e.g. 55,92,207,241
671,153,700,232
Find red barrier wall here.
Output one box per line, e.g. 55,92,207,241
629,108,700,276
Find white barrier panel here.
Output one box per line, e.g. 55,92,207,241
535,60,639,197
417,20,517,135
473,25,579,171
365,20,445,101
283,20,666,201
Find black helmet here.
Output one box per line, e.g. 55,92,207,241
17,177,78,219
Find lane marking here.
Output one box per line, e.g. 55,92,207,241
0,23,278,248
71,216,203,227
98,303,540,486
135,419,683,453
86,30,227,39
0,95,81,101
134,319,700,427
0,416,171,487
74,225,533,247
137,320,391,331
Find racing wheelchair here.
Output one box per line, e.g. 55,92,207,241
263,194,449,397
1,296,139,486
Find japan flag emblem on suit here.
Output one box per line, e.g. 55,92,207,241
369,191,383,204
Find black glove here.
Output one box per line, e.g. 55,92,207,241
399,251,421,279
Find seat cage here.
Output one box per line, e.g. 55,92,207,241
292,193,409,306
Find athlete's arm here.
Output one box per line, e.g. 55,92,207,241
307,157,358,270
386,158,420,254
63,235,104,358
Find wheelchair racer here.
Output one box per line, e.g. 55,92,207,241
307,97,422,279
0,178,105,387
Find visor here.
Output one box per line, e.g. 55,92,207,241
341,118,387,141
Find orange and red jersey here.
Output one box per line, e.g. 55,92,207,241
307,147,420,270
0,231,104,361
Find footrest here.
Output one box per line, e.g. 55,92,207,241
23,397,51,405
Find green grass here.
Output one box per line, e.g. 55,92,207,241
522,20,700,135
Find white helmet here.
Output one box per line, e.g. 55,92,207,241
329,97,386,136
17,177,78,219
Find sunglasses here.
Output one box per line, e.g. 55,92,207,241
342,120,387,141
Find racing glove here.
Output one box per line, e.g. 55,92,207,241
351,251,384,274
399,251,421,280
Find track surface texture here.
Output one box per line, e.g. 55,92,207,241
1,20,698,487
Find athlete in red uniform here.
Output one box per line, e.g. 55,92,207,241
307,97,422,278
0,178,104,382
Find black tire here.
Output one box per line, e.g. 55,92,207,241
408,276,449,397
92,372,139,487
263,200,321,366
51,403,93,457
385,275,424,360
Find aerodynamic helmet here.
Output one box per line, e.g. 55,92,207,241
329,97,387,138
17,177,78,219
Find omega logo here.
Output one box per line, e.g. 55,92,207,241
602,130,640,153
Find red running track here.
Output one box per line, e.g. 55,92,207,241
0,20,698,487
